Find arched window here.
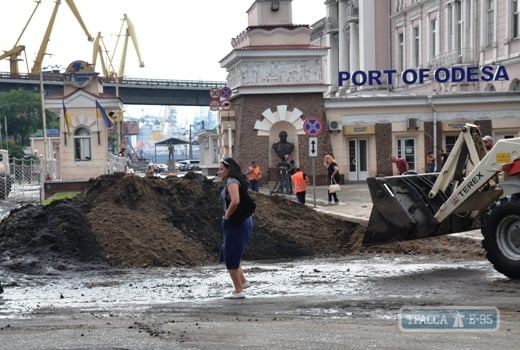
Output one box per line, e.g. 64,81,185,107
74,127,92,161
485,83,496,91
510,79,520,91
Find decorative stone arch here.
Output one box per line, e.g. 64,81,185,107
509,78,520,91
253,105,306,166
485,83,496,91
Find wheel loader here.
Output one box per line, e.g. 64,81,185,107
0,149,12,200
364,123,520,279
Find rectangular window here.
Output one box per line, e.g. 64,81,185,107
513,0,520,38
456,2,462,51
448,5,453,50
430,18,438,60
398,32,405,71
413,26,420,67
397,138,416,172
396,0,405,12
487,0,495,46
445,135,458,154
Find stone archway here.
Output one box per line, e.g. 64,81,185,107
253,105,306,167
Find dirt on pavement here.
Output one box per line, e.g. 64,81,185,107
1,173,519,350
0,172,485,273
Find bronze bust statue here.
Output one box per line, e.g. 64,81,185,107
272,130,294,161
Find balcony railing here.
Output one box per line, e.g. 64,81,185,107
429,48,476,68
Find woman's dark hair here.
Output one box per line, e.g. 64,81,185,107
221,157,247,187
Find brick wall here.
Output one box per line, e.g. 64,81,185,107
230,93,333,185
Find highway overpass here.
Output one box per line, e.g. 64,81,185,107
0,72,227,106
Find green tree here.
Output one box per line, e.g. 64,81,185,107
0,89,58,146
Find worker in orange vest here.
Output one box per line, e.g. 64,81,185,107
246,160,261,192
291,167,309,204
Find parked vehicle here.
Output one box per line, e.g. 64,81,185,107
177,159,200,172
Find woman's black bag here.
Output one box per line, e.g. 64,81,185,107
226,185,256,224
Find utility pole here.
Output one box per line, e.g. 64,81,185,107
189,124,193,159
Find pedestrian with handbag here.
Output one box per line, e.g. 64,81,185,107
219,157,255,299
324,154,340,205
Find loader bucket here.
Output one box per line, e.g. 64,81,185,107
363,174,475,245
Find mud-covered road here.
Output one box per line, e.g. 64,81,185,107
1,254,519,350
1,175,518,349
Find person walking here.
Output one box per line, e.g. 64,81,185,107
246,160,261,192
219,157,253,299
391,156,409,175
291,167,309,204
324,154,340,205
426,152,436,173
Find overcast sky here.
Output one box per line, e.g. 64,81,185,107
1,0,325,82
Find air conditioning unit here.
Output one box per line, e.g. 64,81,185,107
407,118,418,130
329,120,342,131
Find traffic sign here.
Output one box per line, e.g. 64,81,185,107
221,86,232,99
309,137,318,157
221,100,232,111
209,88,220,99
209,100,220,111
303,117,323,136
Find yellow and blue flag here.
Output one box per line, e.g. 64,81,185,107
62,100,72,133
96,100,113,128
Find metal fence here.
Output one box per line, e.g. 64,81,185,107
1,154,126,211
7,156,43,204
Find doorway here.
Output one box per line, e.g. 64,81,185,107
348,138,368,181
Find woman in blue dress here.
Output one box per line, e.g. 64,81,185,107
219,157,253,299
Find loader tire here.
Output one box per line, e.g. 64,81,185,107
481,194,520,280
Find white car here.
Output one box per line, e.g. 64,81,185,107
177,160,200,171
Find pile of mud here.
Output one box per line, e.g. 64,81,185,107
0,173,484,273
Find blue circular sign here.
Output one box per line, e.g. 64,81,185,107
221,86,232,99
303,117,323,136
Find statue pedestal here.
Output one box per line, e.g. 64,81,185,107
168,159,176,172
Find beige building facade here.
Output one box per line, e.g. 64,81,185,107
313,0,520,180
37,60,125,182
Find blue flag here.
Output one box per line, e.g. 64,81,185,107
95,100,113,128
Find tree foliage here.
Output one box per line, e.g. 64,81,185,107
0,89,59,147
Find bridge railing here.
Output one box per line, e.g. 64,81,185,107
0,71,227,89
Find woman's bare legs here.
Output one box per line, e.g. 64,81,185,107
229,266,247,293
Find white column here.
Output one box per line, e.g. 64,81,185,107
337,0,349,95
349,22,359,72
326,0,339,95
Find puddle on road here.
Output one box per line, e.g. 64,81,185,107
0,256,500,319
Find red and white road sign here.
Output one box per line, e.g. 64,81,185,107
220,100,232,111
209,100,220,111
209,88,220,99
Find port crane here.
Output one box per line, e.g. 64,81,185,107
0,0,93,76
92,14,144,80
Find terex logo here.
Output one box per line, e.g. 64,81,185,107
457,172,484,197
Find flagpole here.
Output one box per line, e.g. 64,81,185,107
96,101,101,145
